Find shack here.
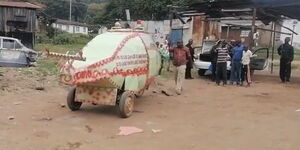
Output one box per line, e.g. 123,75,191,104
0,1,41,48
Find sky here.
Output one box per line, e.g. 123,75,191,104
281,19,300,44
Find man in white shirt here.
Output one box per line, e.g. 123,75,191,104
241,47,253,86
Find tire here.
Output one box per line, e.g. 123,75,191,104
118,92,135,118
67,87,82,111
198,69,206,76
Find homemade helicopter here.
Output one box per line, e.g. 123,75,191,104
46,21,161,118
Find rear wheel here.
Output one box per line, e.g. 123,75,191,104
67,87,82,111
118,92,135,118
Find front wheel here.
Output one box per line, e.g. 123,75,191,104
198,69,206,76
118,92,135,118
67,87,82,111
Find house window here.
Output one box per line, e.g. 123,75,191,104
66,25,69,31
83,27,87,33
3,39,15,49
76,26,80,32
14,8,26,17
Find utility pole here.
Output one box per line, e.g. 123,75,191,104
291,20,298,46
69,0,72,22
250,8,257,50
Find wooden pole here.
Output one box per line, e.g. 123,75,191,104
250,8,257,50
271,23,276,74
226,25,230,39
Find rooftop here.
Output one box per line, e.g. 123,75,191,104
0,1,41,9
55,19,88,27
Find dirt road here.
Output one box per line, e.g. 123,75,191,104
1,68,300,150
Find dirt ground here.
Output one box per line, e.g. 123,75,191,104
1,68,300,150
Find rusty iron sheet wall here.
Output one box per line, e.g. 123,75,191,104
192,16,221,46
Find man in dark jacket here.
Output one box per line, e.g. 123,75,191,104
278,37,294,83
210,40,221,81
185,39,194,79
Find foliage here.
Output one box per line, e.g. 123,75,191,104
52,32,95,45
94,0,193,25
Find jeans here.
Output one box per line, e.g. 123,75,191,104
211,61,217,81
216,62,227,85
230,61,242,83
280,59,292,82
175,65,186,93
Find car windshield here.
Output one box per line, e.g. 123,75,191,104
202,41,216,54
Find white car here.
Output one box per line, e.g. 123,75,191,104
0,36,38,67
194,40,231,76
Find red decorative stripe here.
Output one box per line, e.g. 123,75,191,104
86,33,140,70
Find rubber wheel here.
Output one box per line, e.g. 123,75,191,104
135,89,145,98
67,87,82,111
118,92,135,118
198,69,206,76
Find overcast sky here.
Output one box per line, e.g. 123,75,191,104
281,19,300,44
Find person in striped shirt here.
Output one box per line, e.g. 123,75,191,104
216,41,229,86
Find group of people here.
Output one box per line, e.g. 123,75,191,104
157,36,295,95
211,40,253,86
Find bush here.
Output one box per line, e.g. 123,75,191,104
52,33,95,45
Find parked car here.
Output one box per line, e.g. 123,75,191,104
194,40,269,76
194,40,231,76
0,36,37,67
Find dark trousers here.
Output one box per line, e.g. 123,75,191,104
159,59,164,75
211,61,217,81
216,62,227,85
185,60,193,79
280,59,292,82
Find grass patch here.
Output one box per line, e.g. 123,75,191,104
35,43,85,53
23,43,88,77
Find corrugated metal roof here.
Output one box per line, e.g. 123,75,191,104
55,19,88,27
0,1,41,9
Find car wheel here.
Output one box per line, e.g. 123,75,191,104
118,92,135,118
198,69,206,76
67,87,82,111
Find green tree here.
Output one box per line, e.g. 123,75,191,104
96,0,192,25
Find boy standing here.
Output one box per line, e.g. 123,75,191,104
241,47,253,86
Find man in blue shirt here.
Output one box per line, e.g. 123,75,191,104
230,41,244,85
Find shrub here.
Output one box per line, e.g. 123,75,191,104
52,33,95,45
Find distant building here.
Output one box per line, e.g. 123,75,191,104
0,1,41,48
52,19,88,35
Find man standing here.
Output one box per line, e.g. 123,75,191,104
216,41,229,86
278,37,294,83
210,40,221,81
230,41,244,85
170,41,191,95
241,46,253,86
185,39,194,79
